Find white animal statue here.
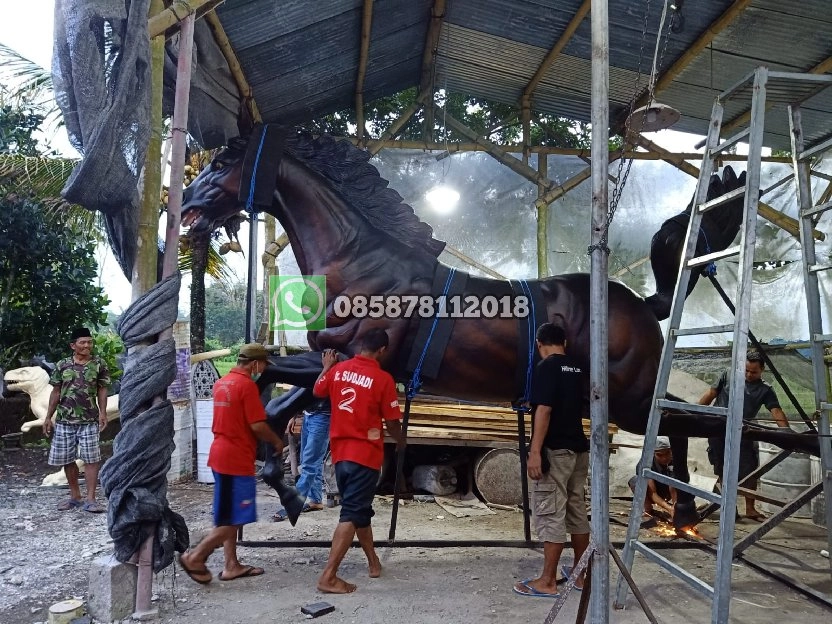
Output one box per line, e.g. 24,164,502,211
3,366,120,487
3,366,120,432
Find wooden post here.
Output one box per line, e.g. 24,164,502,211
536,154,549,278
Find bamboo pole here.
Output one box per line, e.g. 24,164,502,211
521,95,531,165
612,0,754,130
536,154,549,277
634,135,823,241
163,14,195,279
133,0,166,300
203,11,261,124
355,0,375,145
420,0,445,143
262,232,290,355
366,88,431,156
523,0,590,98
441,246,506,280
437,105,559,191
148,0,225,39
345,137,794,162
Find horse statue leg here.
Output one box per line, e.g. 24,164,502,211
255,352,324,526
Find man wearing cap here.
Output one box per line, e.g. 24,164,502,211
43,327,110,513
179,343,285,584
629,436,676,522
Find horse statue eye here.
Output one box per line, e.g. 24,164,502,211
213,161,224,171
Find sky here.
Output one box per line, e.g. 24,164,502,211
0,0,712,318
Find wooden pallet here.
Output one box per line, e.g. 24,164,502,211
291,396,618,448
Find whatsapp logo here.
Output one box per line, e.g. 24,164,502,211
269,275,326,330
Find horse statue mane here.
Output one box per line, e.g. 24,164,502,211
223,131,446,257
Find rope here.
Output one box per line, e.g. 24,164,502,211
245,125,270,213
699,227,717,277
516,279,537,406
407,268,457,400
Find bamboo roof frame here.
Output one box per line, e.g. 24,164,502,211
147,0,829,266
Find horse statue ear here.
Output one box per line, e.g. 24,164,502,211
237,101,256,137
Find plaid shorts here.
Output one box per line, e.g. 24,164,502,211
48,422,101,466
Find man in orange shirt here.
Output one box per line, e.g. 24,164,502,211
179,343,284,584
314,328,404,594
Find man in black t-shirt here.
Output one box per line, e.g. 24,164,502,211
513,323,589,599
699,351,790,521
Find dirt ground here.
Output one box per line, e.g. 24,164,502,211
1,446,831,624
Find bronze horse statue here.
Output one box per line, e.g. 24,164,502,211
182,126,818,526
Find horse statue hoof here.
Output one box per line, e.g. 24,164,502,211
262,452,304,526
673,500,699,529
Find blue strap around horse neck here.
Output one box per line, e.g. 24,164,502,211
239,123,289,213
407,268,457,400
699,227,717,277
515,278,537,407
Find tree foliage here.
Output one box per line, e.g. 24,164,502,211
298,87,592,149
203,281,264,347
0,96,108,368
0,194,109,367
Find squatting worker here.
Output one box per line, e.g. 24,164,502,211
628,436,676,521
313,328,405,594
179,343,284,584
43,327,110,514
698,350,790,522
514,323,590,598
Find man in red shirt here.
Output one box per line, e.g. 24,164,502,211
314,328,404,594
179,343,284,584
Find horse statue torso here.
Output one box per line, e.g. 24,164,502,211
183,130,662,432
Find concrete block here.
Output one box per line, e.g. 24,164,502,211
87,555,136,623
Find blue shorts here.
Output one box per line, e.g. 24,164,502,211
212,471,257,527
334,461,378,529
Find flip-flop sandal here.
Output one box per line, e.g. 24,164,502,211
178,553,212,585
57,499,82,511
219,566,265,581
302,502,324,512
82,501,105,513
272,508,288,522
744,514,767,522
512,579,559,598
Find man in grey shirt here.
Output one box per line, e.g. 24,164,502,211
698,351,789,521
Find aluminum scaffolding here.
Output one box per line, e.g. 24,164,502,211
614,67,832,623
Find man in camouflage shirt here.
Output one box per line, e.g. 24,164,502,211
43,327,110,513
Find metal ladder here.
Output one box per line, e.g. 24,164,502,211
789,91,832,570
614,66,775,623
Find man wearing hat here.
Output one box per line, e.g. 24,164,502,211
43,327,110,513
179,343,285,584
629,436,676,522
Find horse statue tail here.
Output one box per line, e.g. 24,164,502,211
644,165,746,321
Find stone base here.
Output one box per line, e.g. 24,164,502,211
87,555,137,622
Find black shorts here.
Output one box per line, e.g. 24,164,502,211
707,437,759,480
334,461,378,529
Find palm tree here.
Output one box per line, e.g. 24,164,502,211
0,43,237,353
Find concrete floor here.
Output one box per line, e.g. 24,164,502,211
137,486,832,624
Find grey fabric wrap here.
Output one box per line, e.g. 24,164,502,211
52,1,240,279
100,273,189,571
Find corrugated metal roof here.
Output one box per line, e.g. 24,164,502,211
214,0,832,151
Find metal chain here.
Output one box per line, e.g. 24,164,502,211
595,0,677,256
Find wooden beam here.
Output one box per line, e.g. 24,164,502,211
436,105,559,192
441,246,506,280
523,0,590,99
721,53,832,136
355,0,375,145
343,137,792,162
147,0,225,39
536,154,549,277
203,11,261,123
612,0,754,131
634,135,823,241
366,88,431,155
420,0,446,143
533,148,623,209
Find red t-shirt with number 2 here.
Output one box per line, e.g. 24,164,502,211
313,354,401,470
